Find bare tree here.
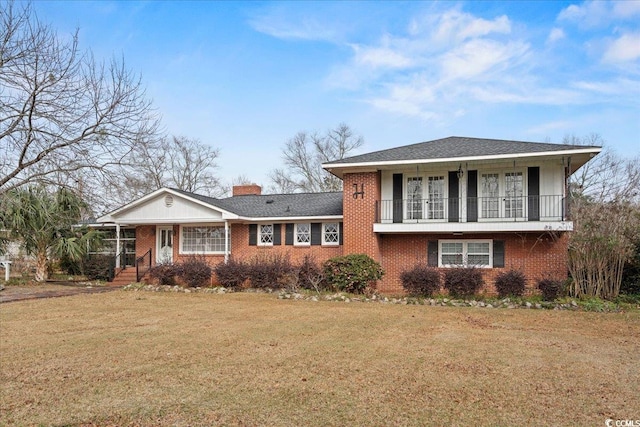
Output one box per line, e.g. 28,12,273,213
563,133,640,299
269,123,364,193
565,133,640,202
121,135,226,202
0,1,160,196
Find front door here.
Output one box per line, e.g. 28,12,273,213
157,226,174,264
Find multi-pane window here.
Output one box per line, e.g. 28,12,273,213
182,226,227,253
323,223,339,245
427,176,445,219
407,177,423,220
505,172,524,218
295,223,311,245
440,240,492,268
441,242,463,266
259,224,274,246
481,173,500,218
467,242,491,266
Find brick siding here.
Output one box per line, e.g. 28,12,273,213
378,232,569,295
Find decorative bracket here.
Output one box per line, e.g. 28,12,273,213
353,183,365,199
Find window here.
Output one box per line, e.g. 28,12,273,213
181,226,227,254
259,224,273,246
439,240,492,268
295,223,311,245
322,223,339,245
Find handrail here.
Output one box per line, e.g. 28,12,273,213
136,248,152,282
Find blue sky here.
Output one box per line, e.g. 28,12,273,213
32,1,640,188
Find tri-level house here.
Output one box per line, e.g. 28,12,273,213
97,136,601,293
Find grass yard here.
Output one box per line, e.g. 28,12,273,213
1,291,639,426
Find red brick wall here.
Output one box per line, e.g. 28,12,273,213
378,232,570,295
135,223,342,287
342,172,382,261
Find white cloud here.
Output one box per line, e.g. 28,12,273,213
558,1,611,27
440,39,529,81
558,1,640,27
352,44,414,69
410,9,511,45
547,28,565,44
602,32,640,63
612,1,640,19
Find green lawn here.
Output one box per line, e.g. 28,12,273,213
1,290,639,426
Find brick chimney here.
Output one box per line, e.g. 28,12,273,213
232,184,262,196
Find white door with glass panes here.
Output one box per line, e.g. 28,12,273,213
481,173,500,219
505,172,524,218
157,226,173,263
406,177,423,220
427,176,445,220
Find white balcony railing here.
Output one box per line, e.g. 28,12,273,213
375,195,568,224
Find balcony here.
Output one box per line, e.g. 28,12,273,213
374,195,572,234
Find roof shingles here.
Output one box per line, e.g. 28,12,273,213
172,188,342,218
324,136,600,165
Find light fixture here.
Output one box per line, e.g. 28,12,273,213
457,164,464,179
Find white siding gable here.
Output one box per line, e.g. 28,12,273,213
112,193,224,224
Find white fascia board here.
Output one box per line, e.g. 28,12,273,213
235,215,343,223
322,147,602,170
97,187,238,223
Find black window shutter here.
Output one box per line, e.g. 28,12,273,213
528,167,540,221
339,222,343,245
392,173,403,223
311,223,322,245
273,224,281,245
493,240,505,268
448,171,459,222
285,224,294,245
249,224,257,246
428,240,439,267
467,170,478,222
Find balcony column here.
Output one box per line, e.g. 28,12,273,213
224,220,229,264
115,223,121,269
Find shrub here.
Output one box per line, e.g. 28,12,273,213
297,255,327,292
323,254,384,294
148,263,182,286
538,278,562,301
400,265,441,297
179,256,212,288
246,253,295,289
443,268,484,297
82,254,114,281
214,259,248,289
59,254,83,276
494,269,527,297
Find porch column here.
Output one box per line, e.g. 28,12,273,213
115,223,121,269
224,221,229,264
